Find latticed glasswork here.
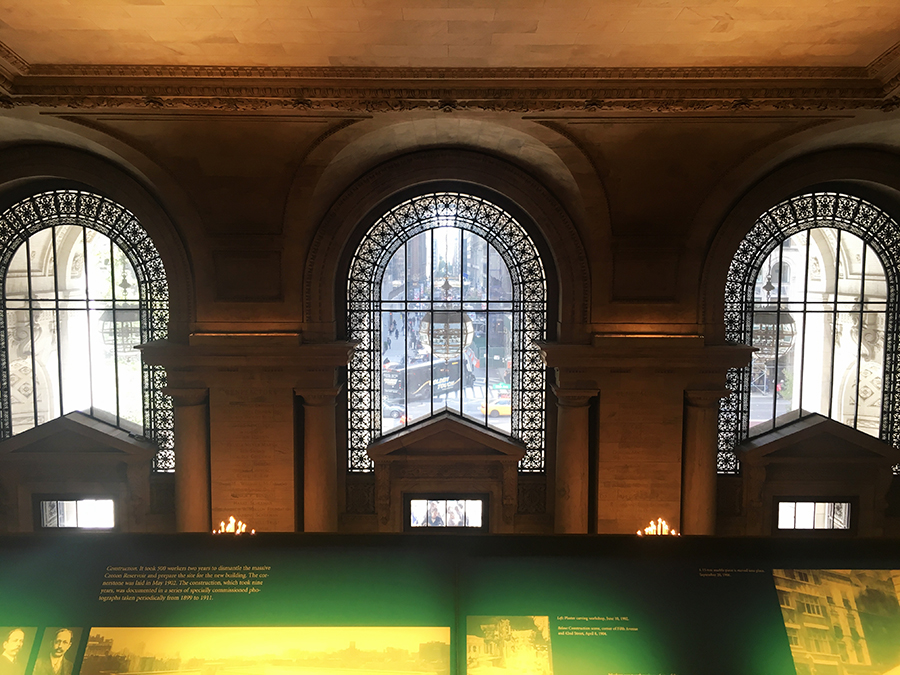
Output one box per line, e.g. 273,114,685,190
347,192,547,472
719,192,900,474
0,190,173,470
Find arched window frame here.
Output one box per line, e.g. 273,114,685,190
0,189,173,469
346,191,547,472
718,191,900,474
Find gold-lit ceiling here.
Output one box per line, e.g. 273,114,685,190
0,0,897,70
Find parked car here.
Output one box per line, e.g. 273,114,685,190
382,403,406,420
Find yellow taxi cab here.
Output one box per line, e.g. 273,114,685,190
479,398,511,418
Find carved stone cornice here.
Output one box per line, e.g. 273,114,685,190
161,387,209,408
19,64,877,80
539,336,754,372
138,337,356,370
0,64,894,112
685,389,731,409
0,42,28,76
295,386,344,407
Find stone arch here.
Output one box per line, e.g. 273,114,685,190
701,148,900,344
303,148,591,344
0,144,195,340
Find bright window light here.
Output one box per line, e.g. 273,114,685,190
777,501,849,530
410,499,484,528
40,499,115,529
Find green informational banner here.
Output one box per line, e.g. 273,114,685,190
2,534,900,675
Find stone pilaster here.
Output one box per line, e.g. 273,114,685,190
682,389,729,535
552,386,596,534
164,387,210,533
297,386,342,532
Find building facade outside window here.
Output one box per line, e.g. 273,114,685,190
718,192,900,473
346,192,547,472
0,189,173,469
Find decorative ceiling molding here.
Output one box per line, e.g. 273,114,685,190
1,39,900,112
0,42,28,76
2,94,895,114
21,63,873,80
868,41,900,79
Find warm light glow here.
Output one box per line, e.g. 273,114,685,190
636,518,679,536
213,515,255,535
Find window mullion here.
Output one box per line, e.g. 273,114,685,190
799,229,811,421
828,229,842,420
109,236,120,427
854,243,868,429
24,235,38,428
50,226,64,419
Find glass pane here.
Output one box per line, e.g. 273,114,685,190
405,311,432,425
86,230,113,300
116,305,143,429
486,312,512,435
447,499,465,527
57,500,78,528
837,232,864,299
464,311,488,426
41,500,58,528
90,308,118,420
7,312,35,434
27,229,56,302
113,245,139,303
427,500,446,527
61,227,87,300
463,231,488,301
382,244,405,301
408,231,431,302
60,307,92,415
410,500,427,527
431,355,461,415
465,500,483,527
777,502,795,529
489,247,512,301
795,502,815,529
382,310,406,434
5,242,29,299
77,498,115,528
833,503,850,529
432,227,461,301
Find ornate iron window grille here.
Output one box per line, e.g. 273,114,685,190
0,190,173,470
347,192,547,472
718,192,900,474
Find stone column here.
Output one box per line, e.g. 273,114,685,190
164,387,211,533
681,389,729,535
552,386,596,534
297,386,342,532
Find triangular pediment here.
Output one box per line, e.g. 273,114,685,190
367,412,526,461
0,412,157,458
740,414,900,464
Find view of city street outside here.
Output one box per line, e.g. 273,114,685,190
378,227,514,437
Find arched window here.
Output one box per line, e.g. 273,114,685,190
347,192,547,472
718,192,900,473
0,189,173,469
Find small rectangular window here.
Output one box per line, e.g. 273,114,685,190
39,498,115,529
777,501,850,530
404,494,488,532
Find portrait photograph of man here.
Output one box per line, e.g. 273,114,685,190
0,627,35,675
31,629,80,675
